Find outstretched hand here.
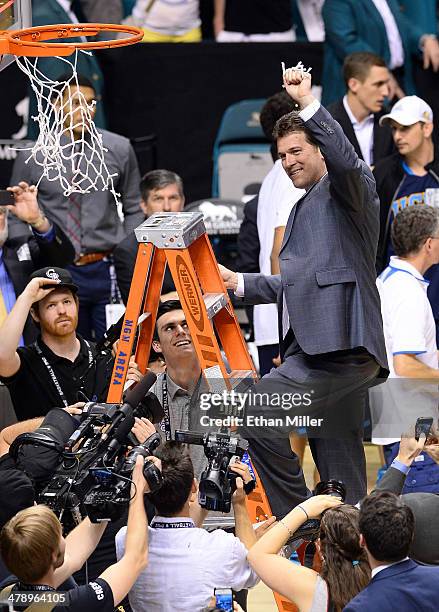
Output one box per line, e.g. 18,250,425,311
7,182,44,225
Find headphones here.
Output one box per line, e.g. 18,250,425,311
9,432,65,462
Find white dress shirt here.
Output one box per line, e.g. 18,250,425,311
296,0,325,42
115,517,259,612
254,160,304,346
371,0,404,68
343,96,375,166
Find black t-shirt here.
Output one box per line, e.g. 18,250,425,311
0,336,113,420
225,0,292,34
8,578,114,612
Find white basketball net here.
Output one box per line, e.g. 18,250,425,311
14,49,120,202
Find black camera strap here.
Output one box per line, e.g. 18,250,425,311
34,339,93,408
160,374,202,442
151,520,195,529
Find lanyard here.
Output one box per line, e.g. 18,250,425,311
34,339,93,408
160,373,202,442
160,373,172,442
151,521,194,529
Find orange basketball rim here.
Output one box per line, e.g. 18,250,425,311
0,23,143,57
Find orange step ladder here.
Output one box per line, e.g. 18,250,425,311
106,211,300,612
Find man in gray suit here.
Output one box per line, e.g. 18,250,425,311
221,67,388,519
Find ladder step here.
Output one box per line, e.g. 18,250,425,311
229,370,256,393
203,292,228,319
202,367,256,394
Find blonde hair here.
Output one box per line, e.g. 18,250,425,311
0,505,62,583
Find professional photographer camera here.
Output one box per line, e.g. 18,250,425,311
175,430,254,513
0,455,157,612
287,479,347,548
7,371,164,532
115,442,259,612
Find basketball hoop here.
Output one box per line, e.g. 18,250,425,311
0,23,143,202
0,23,143,56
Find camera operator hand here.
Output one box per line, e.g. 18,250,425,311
230,460,253,485
297,495,343,520
63,401,85,416
96,454,160,609
131,417,156,445
232,477,257,549
131,454,162,496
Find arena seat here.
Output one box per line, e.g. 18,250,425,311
212,99,272,199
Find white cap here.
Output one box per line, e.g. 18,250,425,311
379,95,433,127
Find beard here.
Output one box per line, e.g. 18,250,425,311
42,314,78,337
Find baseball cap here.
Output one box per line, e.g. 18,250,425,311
29,267,78,294
379,96,433,127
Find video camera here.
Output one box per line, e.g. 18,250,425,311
289,480,347,547
175,430,248,513
10,372,165,532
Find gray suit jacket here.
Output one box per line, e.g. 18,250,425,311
243,105,387,370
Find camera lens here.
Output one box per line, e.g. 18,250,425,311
314,479,346,501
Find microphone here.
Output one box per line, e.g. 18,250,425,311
104,371,157,462
123,370,157,409
137,392,165,424
95,313,126,353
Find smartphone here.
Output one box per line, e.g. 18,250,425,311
415,417,433,441
214,588,233,612
0,190,14,206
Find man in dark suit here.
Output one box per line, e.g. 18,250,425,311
328,52,394,167
374,430,439,565
345,490,439,611
321,0,439,107
236,195,259,275
113,169,185,305
220,67,387,518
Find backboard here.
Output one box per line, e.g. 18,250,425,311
0,0,31,72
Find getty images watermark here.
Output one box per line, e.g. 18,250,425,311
198,390,324,429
